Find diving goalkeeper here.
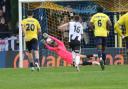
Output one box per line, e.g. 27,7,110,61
41,33,100,71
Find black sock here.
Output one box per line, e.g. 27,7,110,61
30,62,34,67
98,49,102,58
34,59,39,63
102,53,106,64
82,61,92,65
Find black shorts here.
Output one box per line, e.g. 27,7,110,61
69,39,81,52
95,36,107,47
26,38,38,52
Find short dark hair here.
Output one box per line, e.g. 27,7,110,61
27,10,33,16
74,15,80,22
96,6,103,12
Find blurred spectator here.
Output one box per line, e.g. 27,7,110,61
0,9,8,31
0,0,10,18
0,0,5,12
0,9,9,38
0,0,11,27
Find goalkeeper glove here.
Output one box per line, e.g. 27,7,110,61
41,39,46,44
43,33,49,39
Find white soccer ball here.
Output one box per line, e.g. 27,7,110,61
46,38,52,44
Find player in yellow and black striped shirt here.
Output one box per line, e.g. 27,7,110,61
90,6,112,70
22,10,41,71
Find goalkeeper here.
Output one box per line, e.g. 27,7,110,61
42,33,100,71
42,33,74,65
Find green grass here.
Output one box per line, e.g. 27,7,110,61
0,65,128,89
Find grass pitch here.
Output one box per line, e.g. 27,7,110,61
0,65,128,89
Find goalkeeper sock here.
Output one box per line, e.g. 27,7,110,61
30,62,34,67
82,61,92,65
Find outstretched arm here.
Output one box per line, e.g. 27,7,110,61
45,43,56,51
58,23,69,31
50,36,64,46
41,39,56,51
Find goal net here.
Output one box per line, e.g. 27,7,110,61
19,0,128,67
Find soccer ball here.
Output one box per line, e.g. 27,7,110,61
46,37,52,44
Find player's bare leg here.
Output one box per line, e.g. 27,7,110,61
28,51,35,71
34,50,40,71
92,61,100,65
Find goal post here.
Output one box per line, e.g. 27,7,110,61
19,0,46,68
18,0,23,68
18,0,79,68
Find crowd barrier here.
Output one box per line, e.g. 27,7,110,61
0,36,17,51
0,48,127,68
